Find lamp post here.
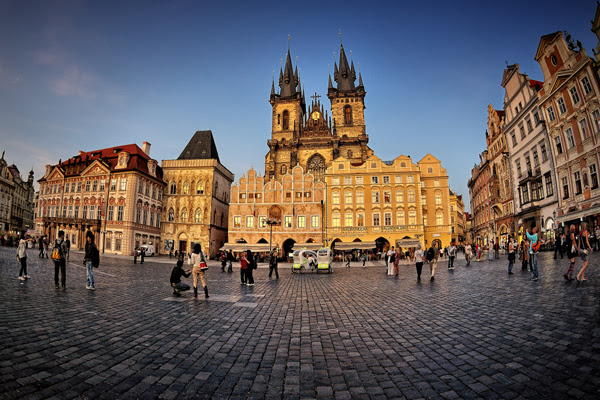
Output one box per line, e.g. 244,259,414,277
266,218,280,255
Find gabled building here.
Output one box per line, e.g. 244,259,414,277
37,142,165,254
0,151,35,234
468,150,492,246
161,131,234,258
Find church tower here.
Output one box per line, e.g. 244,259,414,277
327,43,366,139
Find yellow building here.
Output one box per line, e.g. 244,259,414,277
37,142,165,255
449,191,466,243
324,154,451,253
161,131,234,258
226,165,325,257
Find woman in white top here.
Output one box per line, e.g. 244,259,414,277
17,233,33,280
412,244,425,281
189,243,209,298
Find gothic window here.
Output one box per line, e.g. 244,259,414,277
196,181,204,194
344,106,352,124
183,181,190,195
181,208,188,223
168,208,175,222
195,209,202,223
307,154,326,180
170,181,177,194
283,110,289,130
281,165,287,174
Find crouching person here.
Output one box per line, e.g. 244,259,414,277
170,260,191,297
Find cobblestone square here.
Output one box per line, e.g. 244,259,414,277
1,246,598,399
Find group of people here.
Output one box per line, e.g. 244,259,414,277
15,230,99,290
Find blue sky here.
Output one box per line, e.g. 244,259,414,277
0,0,597,211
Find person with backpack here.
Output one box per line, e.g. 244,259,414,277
426,243,439,281
189,243,209,298
525,227,540,281
52,230,69,289
83,231,99,290
447,242,456,270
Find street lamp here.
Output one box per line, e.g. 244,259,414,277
266,218,281,255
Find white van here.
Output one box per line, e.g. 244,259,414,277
139,244,155,256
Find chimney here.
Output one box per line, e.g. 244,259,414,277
142,141,151,156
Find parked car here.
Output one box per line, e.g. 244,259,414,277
138,244,155,256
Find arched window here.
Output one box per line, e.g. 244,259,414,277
435,192,442,205
170,181,177,195
283,110,289,130
181,208,188,223
194,208,202,223
168,208,175,222
344,105,352,124
183,181,190,195
196,181,204,194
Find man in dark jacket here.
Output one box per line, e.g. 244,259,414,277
53,231,69,289
268,249,279,279
170,260,191,297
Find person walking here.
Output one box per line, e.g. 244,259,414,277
227,250,234,273
245,250,255,286
577,222,592,282
189,243,209,298
220,251,227,272
393,248,401,276
17,233,33,280
447,242,456,270
345,253,352,268
361,252,367,268
65,237,71,260
426,243,439,281
83,231,99,290
494,240,500,259
240,251,248,285
38,236,44,258
52,230,69,289
268,249,279,279
488,240,494,261
520,238,529,271
412,244,425,281
464,242,472,266
43,236,49,258
386,247,395,276
525,227,540,281
507,236,516,275
564,225,579,281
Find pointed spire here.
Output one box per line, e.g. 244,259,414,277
334,44,356,92
328,74,334,89
280,49,298,97
358,72,364,88
271,77,275,96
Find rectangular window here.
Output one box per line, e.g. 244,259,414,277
532,150,539,167
71,182,75,192
396,190,403,203
537,180,544,199
394,175,402,183
548,106,556,122
298,215,306,228
540,143,548,162
384,212,391,226
408,211,416,225
424,214,428,226
65,184,69,193
355,176,363,184
295,192,302,198
545,174,554,196
100,179,105,191
522,185,529,203
82,206,88,219
156,213,160,228
344,176,352,185
331,177,339,185
74,205,79,219
120,179,126,191
570,86,580,104
407,175,414,183
233,216,241,228
408,189,415,203
152,187,156,199
531,181,538,201
436,213,443,226
306,215,317,228
555,136,563,154
383,176,390,184
136,208,141,224
371,176,379,184
574,171,582,195
92,180,98,191
332,192,340,205
566,128,575,149
516,160,522,177
77,182,82,192
593,110,600,133
67,205,72,217
246,216,254,228
284,216,292,228
117,205,123,221
357,213,364,227
356,191,364,204
259,216,266,228
150,212,154,227
526,118,533,133
62,206,67,218
580,118,589,140
90,205,95,220
158,189,162,201
397,211,405,225
304,192,310,198
581,76,592,95
519,124,526,139
434,180,440,187
115,238,122,251
344,213,353,227
562,177,569,199
534,111,540,126
590,164,598,189
85,181,91,191
525,155,532,173
372,191,380,203
332,213,340,227
558,97,567,114
108,205,114,221
384,191,391,203
143,209,148,225
110,179,117,191
372,213,380,226
345,191,352,204
138,181,143,194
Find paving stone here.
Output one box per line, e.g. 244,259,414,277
0,249,598,399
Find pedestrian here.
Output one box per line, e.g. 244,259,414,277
83,231,99,290
189,243,209,298
240,251,248,285
426,243,439,281
17,233,33,281
525,227,540,281
140,247,145,264
134,247,138,264
346,253,352,268
65,237,71,260
220,251,227,272
564,225,578,280
245,249,255,286
507,235,516,275
393,248,400,276
405,249,410,265
412,243,425,281
521,238,529,271
43,236,49,258
269,249,279,279
447,242,456,270
170,259,191,297
576,222,592,282
488,240,494,261
38,236,44,258
464,242,472,265
361,252,367,268
227,250,234,273
494,240,499,259
386,246,395,275
52,230,69,289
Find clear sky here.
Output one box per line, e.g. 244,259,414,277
0,0,597,211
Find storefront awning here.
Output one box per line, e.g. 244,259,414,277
220,243,273,252
291,243,323,251
395,239,421,248
333,241,377,250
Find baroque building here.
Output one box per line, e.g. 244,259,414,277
0,152,35,234
449,191,466,244
37,142,164,254
161,131,234,258
501,64,558,242
468,150,492,246
535,30,600,229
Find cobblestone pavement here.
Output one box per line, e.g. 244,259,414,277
1,246,599,400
